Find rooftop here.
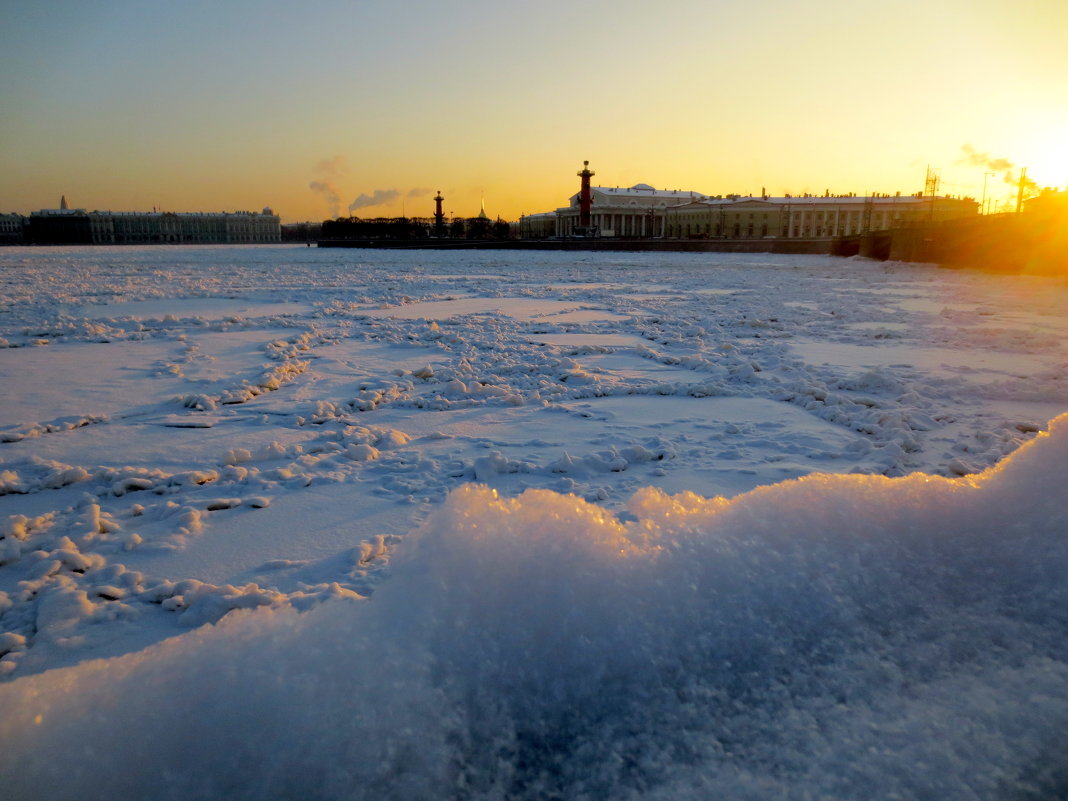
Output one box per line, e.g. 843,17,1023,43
593,185,707,199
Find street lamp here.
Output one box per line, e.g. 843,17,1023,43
981,172,994,215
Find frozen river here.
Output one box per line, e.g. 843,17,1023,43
1,245,1067,799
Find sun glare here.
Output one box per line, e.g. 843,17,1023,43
1022,128,1068,190
1032,152,1068,191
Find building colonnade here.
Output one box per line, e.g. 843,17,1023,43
543,178,978,240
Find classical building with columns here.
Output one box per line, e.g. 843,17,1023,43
529,164,978,240
663,193,978,239
553,183,708,238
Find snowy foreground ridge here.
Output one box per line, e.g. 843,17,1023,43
4,425,1068,799
1,246,1067,799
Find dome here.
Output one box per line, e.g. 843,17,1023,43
631,183,655,191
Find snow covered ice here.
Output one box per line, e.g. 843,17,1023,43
1,245,1067,799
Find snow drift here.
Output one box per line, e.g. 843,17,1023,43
2,414,1067,800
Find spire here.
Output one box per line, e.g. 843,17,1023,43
60,195,69,210
477,196,489,220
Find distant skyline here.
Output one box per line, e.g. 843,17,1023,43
2,0,1066,223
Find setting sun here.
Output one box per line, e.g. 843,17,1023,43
1027,137,1068,191
2,0,1068,222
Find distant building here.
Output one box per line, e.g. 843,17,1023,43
517,212,557,239
531,165,978,240
27,199,281,244
28,206,92,244
463,198,508,239
281,221,323,242
95,208,281,244
664,193,979,240
0,213,27,244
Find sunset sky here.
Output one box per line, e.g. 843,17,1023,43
2,0,1066,223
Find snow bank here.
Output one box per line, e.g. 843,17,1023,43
2,414,1067,800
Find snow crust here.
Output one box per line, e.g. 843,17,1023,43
1,245,1067,798
1,420,1067,799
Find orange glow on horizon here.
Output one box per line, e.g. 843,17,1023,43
1,1,1066,224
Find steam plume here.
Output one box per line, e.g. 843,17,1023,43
958,144,1014,173
1005,170,1039,194
309,181,342,219
957,144,1038,195
309,156,349,218
349,189,400,214
315,156,348,175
